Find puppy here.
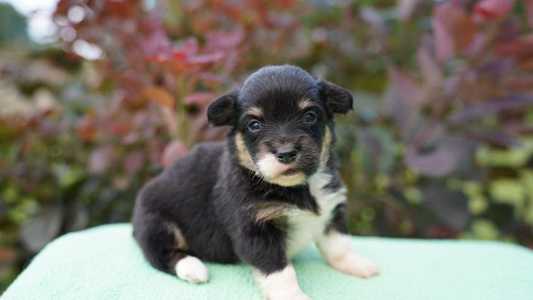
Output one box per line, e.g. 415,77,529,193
132,65,379,300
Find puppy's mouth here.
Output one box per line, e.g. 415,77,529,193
271,169,307,187
268,163,304,179
256,154,308,186
282,168,300,176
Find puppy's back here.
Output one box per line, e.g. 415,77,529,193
135,142,226,216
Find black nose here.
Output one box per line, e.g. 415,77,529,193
276,146,298,164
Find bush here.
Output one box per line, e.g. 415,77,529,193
1,0,533,292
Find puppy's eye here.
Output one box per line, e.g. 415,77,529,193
248,120,261,132
304,112,317,123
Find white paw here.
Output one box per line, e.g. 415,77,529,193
175,256,209,283
264,290,312,300
335,253,380,278
255,265,311,300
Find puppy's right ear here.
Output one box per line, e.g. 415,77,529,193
207,90,239,126
318,80,353,115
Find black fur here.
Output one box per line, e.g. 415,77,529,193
326,203,349,234
207,90,239,126
318,80,354,116
132,65,353,277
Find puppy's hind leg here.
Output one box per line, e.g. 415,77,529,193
163,222,209,283
174,254,209,283
133,212,209,283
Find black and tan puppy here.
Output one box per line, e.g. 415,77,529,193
132,65,379,300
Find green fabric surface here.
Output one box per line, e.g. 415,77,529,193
2,224,533,300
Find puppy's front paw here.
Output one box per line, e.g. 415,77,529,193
333,252,380,278
264,290,311,300
255,265,311,300
175,256,209,283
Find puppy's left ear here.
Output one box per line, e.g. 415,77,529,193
318,80,353,115
207,90,239,126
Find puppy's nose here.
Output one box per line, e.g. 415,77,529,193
275,146,298,164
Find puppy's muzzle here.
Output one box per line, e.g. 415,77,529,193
275,145,298,164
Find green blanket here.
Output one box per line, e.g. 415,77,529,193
2,224,533,300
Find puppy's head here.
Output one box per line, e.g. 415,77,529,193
208,65,352,187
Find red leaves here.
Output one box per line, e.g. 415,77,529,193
77,114,137,142
388,0,533,178
184,92,215,105
187,51,225,65
496,34,533,61
432,10,455,63
417,38,443,88
386,67,422,138
158,106,178,138
397,0,422,21
51,0,264,184
142,87,175,108
432,2,476,62
125,151,146,173
473,0,513,22
526,0,533,27
161,140,187,168
205,28,245,50
0,247,16,264
76,117,98,142
88,146,114,173
171,50,187,61
108,121,134,136
147,33,237,79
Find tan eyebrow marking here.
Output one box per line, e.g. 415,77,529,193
247,106,264,118
298,99,314,110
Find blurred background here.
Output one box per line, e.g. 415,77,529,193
1,0,533,292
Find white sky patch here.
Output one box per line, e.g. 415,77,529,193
1,0,104,60
1,0,59,43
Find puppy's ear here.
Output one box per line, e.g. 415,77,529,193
318,80,353,115
207,90,239,126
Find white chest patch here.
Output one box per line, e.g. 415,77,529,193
285,171,347,258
